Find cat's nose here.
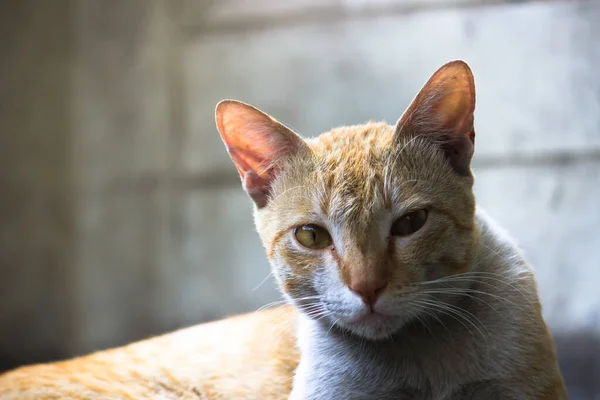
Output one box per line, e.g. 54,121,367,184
349,280,387,308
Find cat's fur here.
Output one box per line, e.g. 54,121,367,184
0,61,566,400
0,307,299,399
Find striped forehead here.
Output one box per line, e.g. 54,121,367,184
308,123,394,229
324,168,383,223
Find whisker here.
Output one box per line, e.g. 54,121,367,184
255,300,288,313
326,319,340,336
410,300,452,337
300,304,327,314
420,286,525,317
270,185,307,204
255,295,321,314
411,307,434,337
417,271,533,306
308,311,333,325
252,271,273,291
415,297,490,350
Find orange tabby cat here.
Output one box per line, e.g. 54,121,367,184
0,61,566,399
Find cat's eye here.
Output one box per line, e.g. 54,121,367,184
391,209,428,237
294,224,332,250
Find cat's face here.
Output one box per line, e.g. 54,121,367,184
216,61,478,339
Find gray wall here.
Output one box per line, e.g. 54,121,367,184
0,0,598,397
0,0,75,365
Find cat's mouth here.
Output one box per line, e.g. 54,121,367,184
319,300,402,338
349,310,391,325
334,310,399,340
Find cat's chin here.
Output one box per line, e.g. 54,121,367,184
333,313,403,340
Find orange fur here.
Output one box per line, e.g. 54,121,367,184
0,307,299,399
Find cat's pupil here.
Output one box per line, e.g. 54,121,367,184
294,224,332,250
302,226,317,243
408,215,417,230
391,209,428,237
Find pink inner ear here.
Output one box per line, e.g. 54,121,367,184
445,91,474,138
395,61,476,175
215,100,305,207
242,171,272,208
227,146,271,178
217,101,293,178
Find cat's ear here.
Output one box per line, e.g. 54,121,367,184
395,60,476,176
216,100,307,208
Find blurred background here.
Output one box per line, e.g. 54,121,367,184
1,0,599,398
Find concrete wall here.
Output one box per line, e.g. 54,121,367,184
0,0,598,397
0,0,76,366
181,0,600,341
71,0,173,353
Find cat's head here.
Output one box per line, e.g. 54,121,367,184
216,61,479,339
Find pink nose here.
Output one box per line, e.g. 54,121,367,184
349,280,387,308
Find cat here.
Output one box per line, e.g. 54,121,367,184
0,60,567,400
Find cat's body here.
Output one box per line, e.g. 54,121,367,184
0,61,567,399
0,307,299,399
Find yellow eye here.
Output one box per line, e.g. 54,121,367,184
391,209,428,237
294,224,332,250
